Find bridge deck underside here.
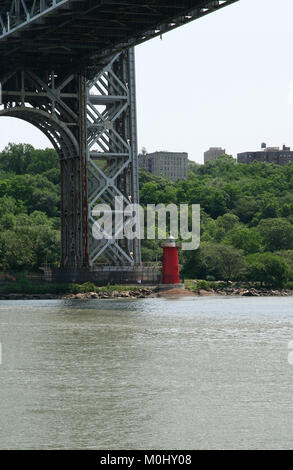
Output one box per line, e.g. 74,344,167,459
0,0,238,77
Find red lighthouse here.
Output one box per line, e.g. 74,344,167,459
162,237,180,284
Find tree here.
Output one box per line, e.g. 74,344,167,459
0,143,35,174
196,188,228,218
0,224,60,272
275,251,293,280
0,174,60,217
0,229,36,271
246,253,290,288
233,197,261,224
31,226,60,266
0,143,59,175
257,218,293,251
141,240,162,262
140,182,159,205
226,226,263,254
0,195,18,217
183,242,245,282
212,244,245,283
261,200,280,219
217,213,240,232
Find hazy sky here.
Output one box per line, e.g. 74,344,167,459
1,0,293,163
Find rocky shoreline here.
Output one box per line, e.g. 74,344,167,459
195,287,293,297
0,288,155,301
0,286,293,300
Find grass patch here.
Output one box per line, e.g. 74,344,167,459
185,279,227,292
69,282,144,294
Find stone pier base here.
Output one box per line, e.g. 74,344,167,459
53,266,161,285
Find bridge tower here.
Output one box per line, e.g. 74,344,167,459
0,49,143,282
0,0,238,283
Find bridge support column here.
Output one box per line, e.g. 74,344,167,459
86,49,141,270
0,49,143,282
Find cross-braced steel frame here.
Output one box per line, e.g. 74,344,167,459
0,1,239,73
0,0,239,280
0,49,141,273
87,49,141,268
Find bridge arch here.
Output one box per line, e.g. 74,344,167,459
0,107,78,161
0,51,142,278
0,100,85,270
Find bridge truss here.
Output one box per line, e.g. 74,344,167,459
0,0,239,280
0,1,239,74
0,49,140,277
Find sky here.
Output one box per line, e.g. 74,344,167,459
1,0,293,163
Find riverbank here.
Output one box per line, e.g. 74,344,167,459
0,286,293,300
193,287,293,297
0,287,155,300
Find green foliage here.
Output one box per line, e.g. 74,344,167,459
0,143,59,175
0,142,293,291
0,195,19,217
246,253,290,288
0,229,36,271
257,218,293,251
190,280,212,292
225,226,263,254
0,144,61,272
141,240,162,262
70,282,97,293
183,242,245,282
141,156,293,287
0,174,59,217
69,282,144,294
2,281,72,295
185,279,228,292
275,251,293,279
0,221,60,272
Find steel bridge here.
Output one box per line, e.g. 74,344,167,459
0,0,238,282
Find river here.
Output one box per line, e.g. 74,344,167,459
0,296,293,450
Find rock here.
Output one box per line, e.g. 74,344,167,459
75,293,85,299
110,291,119,297
120,291,131,297
90,293,99,299
242,290,259,297
272,290,280,296
198,289,213,296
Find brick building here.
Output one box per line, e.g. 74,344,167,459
204,147,226,163
138,151,188,181
237,144,293,165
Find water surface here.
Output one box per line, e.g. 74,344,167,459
0,296,292,449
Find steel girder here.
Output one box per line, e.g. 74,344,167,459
0,69,86,268
0,49,140,270
0,1,239,75
0,0,69,38
87,49,141,267
0,1,239,274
